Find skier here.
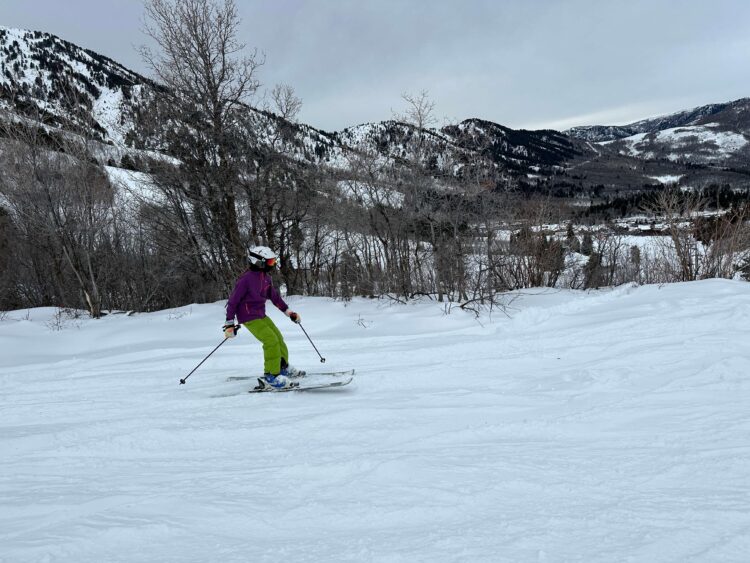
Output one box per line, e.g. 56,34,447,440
223,246,302,390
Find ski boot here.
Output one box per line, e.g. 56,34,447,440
280,359,305,379
255,373,296,391
280,365,305,379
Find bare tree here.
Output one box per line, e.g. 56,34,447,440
393,90,437,131
268,83,303,123
0,99,117,318
140,0,264,286
639,188,750,282
647,189,704,281
141,0,262,114
694,204,750,278
391,90,453,299
235,81,328,295
341,149,413,297
488,198,565,290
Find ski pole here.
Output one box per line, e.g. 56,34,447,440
297,322,326,363
179,337,230,385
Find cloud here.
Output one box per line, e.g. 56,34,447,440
2,0,750,131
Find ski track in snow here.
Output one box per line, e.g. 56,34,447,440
1,280,750,562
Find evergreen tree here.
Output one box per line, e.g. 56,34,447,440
566,223,581,253
580,232,593,256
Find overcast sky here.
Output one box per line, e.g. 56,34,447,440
1,0,750,132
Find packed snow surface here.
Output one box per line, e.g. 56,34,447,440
2,280,750,562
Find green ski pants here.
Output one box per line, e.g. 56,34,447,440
243,316,289,375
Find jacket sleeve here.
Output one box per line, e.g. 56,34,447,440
225,276,246,321
268,277,289,312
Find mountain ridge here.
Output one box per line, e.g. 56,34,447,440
1,25,750,197
566,98,750,142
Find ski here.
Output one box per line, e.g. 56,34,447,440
226,368,355,382
248,377,353,393
227,375,272,381
306,368,355,377
210,376,353,398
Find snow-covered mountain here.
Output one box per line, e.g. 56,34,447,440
2,25,750,196
338,119,585,167
605,123,749,164
0,26,147,145
567,98,750,166
0,26,594,189
0,26,346,168
566,100,739,142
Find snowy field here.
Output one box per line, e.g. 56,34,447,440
2,280,750,562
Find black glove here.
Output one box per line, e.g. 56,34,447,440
222,322,239,339
285,310,301,324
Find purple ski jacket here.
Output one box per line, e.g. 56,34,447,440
225,269,289,324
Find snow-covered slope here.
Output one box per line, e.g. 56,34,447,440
566,99,742,142
0,26,344,168
0,25,148,145
567,98,750,166
2,280,749,561
607,123,750,163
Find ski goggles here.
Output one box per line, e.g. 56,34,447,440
249,250,278,267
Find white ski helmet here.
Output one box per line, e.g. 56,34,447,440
248,245,278,267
